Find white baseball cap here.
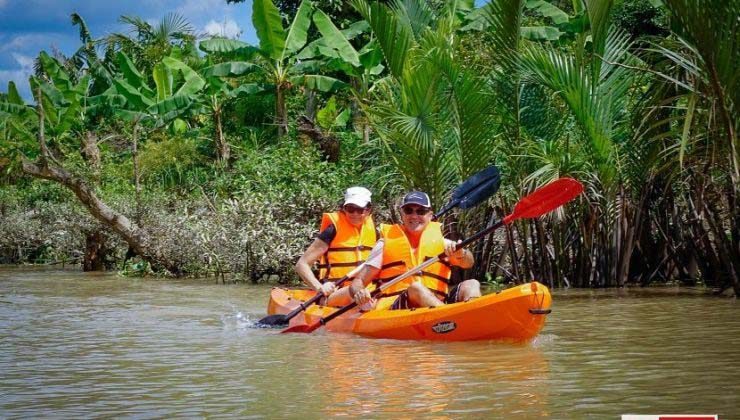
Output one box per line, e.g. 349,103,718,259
343,186,372,207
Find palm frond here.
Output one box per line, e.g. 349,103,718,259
156,13,195,44
119,15,153,40
391,0,435,41
351,0,414,79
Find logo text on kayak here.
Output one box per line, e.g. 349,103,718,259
432,321,457,334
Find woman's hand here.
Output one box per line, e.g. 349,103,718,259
319,282,336,296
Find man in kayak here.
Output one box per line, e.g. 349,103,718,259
294,186,378,306
349,191,481,309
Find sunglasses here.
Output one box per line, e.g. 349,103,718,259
343,205,369,214
402,206,431,216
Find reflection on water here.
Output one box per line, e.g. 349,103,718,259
1,267,738,418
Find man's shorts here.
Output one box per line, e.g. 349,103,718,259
389,283,463,310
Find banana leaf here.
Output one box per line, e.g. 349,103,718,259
525,0,569,24
199,38,259,58
163,57,205,96
201,62,262,78
313,9,361,67
114,79,155,109
147,94,194,123
117,52,155,98
153,62,173,101
7,81,25,105
253,0,287,60
521,26,563,41
283,0,313,58
291,75,347,93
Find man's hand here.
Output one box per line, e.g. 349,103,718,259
444,239,465,259
352,288,373,305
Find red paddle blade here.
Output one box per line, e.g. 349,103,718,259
281,322,321,334
504,178,583,224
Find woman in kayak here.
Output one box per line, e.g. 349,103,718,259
294,186,378,307
349,191,481,309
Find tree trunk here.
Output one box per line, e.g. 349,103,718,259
21,99,183,275
296,115,340,163
83,230,106,271
305,89,317,122
213,109,230,164
276,85,287,137
81,131,101,180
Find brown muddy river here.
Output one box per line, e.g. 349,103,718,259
1,267,738,418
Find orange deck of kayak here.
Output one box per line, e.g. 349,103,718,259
267,282,552,341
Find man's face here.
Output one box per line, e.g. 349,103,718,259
401,205,433,234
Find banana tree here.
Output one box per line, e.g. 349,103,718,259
0,82,37,171
109,51,205,218
200,0,346,137
22,52,94,163
296,14,384,142
198,61,264,163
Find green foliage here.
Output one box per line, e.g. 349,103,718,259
1,2,738,290
612,0,668,40
138,134,203,182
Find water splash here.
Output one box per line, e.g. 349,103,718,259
221,310,255,330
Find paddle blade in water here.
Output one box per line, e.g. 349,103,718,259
256,314,289,327
281,322,321,334
505,178,583,223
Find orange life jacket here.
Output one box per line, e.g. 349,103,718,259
374,222,451,298
317,211,377,282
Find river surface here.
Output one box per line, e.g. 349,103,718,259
1,267,738,418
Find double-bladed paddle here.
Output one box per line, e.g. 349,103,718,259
256,165,501,327
281,177,584,334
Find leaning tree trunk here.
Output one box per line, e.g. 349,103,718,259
80,130,108,271
21,92,182,276
22,159,183,276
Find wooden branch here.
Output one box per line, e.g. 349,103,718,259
21,158,183,276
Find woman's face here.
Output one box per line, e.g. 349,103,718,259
342,204,370,227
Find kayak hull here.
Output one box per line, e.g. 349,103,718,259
267,282,552,341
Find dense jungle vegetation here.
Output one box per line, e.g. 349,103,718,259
0,0,737,296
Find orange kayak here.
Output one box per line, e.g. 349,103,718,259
266,282,552,341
